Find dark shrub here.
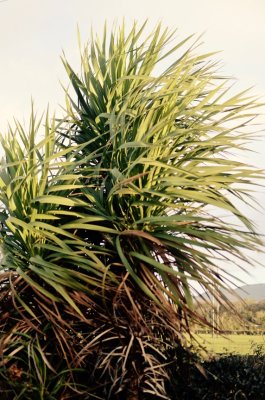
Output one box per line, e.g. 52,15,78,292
169,347,265,400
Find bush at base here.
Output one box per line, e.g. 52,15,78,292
171,351,265,400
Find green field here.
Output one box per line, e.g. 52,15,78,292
194,334,265,355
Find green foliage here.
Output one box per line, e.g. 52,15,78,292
0,332,82,400
0,22,264,399
171,344,265,399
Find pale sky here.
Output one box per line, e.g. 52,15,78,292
0,0,264,286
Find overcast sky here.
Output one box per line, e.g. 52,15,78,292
0,0,264,286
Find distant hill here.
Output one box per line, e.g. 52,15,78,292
230,284,265,302
197,283,265,303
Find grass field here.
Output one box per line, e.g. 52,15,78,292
194,334,265,355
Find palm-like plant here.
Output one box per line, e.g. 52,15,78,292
0,22,264,399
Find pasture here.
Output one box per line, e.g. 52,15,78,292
194,333,265,355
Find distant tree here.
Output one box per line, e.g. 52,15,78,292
0,22,264,399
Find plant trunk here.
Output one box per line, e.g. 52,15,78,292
127,374,140,400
